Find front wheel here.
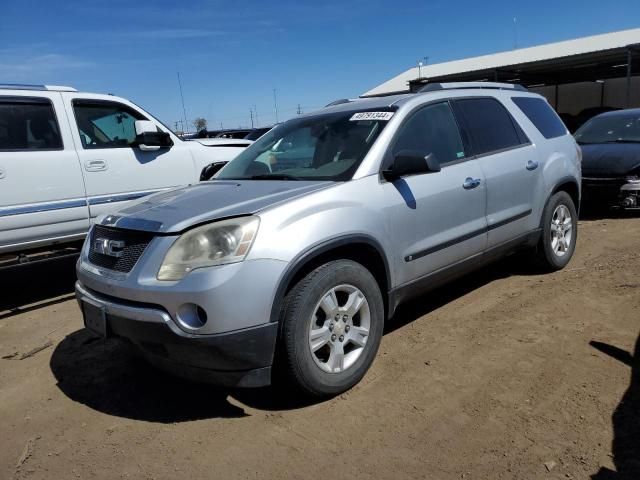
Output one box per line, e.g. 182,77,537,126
533,191,578,271
278,260,384,397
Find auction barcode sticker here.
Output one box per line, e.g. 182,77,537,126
349,111,395,121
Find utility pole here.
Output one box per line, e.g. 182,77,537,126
253,104,258,127
273,88,279,123
297,104,302,115
174,121,179,132
250,108,254,128
177,72,189,133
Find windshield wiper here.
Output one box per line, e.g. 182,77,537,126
246,173,301,180
577,139,640,145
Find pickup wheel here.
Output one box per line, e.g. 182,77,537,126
533,191,578,271
278,259,384,397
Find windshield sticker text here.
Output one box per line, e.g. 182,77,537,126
349,112,394,121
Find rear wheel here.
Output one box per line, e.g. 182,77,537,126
533,191,578,271
278,260,384,397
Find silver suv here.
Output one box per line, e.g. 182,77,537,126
76,82,581,397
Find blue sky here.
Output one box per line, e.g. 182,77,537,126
1,0,639,131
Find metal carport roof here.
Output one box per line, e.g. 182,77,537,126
363,28,640,101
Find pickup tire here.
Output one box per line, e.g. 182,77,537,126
278,259,384,397
533,191,578,271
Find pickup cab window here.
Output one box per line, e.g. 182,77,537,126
73,101,146,149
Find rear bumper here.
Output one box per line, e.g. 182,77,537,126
75,281,278,387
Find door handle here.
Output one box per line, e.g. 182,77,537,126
463,177,481,190
0,168,5,179
84,159,107,172
526,160,539,171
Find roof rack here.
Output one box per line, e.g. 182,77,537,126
418,82,528,93
0,84,77,92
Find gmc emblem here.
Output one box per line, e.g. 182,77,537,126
93,238,125,258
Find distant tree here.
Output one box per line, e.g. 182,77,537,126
193,117,207,132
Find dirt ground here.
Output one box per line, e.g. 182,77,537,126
1,216,639,480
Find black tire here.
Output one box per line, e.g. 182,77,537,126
278,259,384,397
533,191,578,271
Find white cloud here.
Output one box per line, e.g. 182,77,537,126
0,52,95,82
122,28,226,39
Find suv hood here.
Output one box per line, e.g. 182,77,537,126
98,180,333,233
581,143,640,177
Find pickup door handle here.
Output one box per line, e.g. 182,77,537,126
526,160,539,171
463,177,481,190
84,159,107,172
0,168,5,179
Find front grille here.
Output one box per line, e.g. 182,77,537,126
582,177,626,187
88,225,154,273
582,177,626,200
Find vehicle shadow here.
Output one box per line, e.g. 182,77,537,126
0,255,78,319
49,255,544,421
385,254,537,335
579,204,638,221
590,333,640,479
50,329,249,422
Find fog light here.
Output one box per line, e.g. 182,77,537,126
622,196,637,208
176,303,208,330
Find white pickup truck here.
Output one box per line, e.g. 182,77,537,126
0,84,248,268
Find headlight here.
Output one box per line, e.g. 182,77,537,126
157,216,259,281
625,175,640,183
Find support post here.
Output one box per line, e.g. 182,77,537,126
626,48,633,108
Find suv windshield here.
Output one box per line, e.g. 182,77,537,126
217,110,393,181
575,113,640,144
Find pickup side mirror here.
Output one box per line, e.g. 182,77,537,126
200,161,228,181
382,150,440,180
134,120,173,151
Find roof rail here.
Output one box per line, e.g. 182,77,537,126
0,83,77,92
324,98,353,107
418,82,528,93
45,85,77,92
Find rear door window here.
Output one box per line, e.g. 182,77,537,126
452,97,527,156
392,102,466,165
512,96,567,139
0,98,63,150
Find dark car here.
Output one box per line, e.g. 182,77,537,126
244,127,272,140
574,107,621,131
575,109,640,210
216,129,252,139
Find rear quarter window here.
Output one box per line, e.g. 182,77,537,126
512,97,567,139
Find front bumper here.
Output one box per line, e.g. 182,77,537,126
582,177,640,209
75,282,278,387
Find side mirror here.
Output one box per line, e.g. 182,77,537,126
200,161,228,181
134,120,172,151
382,150,440,180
